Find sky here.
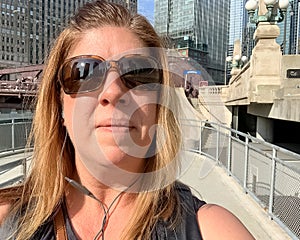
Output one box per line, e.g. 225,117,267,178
137,0,154,24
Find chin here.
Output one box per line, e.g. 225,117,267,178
101,145,146,172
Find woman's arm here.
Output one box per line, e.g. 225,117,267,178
197,204,255,239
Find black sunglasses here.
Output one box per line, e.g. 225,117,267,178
58,54,163,94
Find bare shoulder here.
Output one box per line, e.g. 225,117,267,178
197,204,255,240
0,203,11,225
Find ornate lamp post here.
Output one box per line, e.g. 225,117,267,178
245,0,289,24
224,55,248,84
226,55,248,69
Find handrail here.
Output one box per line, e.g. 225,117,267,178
183,119,300,163
182,119,300,239
0,116,33,153
0,149,33,188
181,119,300,239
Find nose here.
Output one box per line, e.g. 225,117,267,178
98,70,129,106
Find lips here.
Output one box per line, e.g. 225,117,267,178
96,119,135,132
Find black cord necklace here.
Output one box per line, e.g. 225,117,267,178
65,177,127,240
59,132,140,240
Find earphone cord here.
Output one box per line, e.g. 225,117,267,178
66,176,138,240
92,188,126,240
59,132,138,240
65,176,126,240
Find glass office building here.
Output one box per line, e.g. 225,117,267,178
228,0,253,57
278,0,300,54
154,0,230,84
0,0,137,68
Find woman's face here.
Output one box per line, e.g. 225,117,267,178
62,27,159,179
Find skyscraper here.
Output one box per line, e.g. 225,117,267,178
228,0,252,57
154,0,230,84
0,0,137,68
225,0,253,83
281,0,300,54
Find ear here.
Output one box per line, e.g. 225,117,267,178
61,111,65,126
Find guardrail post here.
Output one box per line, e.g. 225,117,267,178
227,133,232,175
268,148,277,219
243,137,249,192
22,157,27,180
199,120,202,154
216,124,220,164
11,118,15,151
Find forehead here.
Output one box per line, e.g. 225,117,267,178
68,26,147,60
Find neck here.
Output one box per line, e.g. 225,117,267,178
66,169,138,205
73,155,145,194
64,178,137,240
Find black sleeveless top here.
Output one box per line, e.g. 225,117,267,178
2,182,206,239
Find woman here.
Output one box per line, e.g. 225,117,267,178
0,1,254,239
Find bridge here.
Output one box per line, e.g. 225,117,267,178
0,65,42,109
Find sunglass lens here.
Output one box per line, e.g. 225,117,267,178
61,58,106,94
120,56,162,90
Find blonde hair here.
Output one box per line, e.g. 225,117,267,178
0,1,182,239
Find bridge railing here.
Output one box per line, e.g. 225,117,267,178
0,80,38,97
181,119,300,240
0,117,33,153
0,149,32,188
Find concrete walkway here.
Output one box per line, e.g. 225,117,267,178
179,151,292,240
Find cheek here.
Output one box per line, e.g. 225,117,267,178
135,103,158,140
130,91,159,126
62,94,98,139
142,104,158,127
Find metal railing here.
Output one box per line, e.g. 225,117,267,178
0,117,33,187
0,80,38,97
181,119,300,240
0,117,33,153
0,149,32,188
